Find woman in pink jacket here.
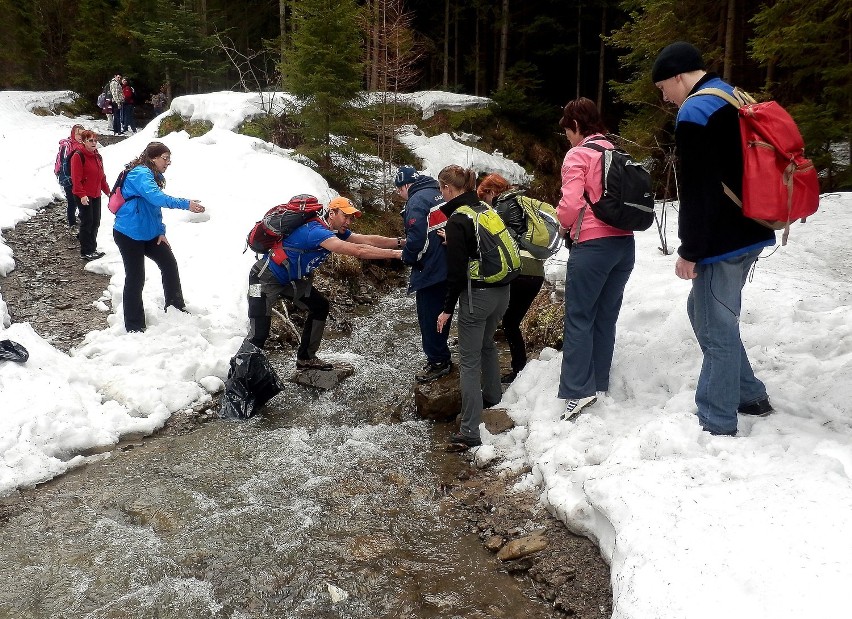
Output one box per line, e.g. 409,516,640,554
555,97,635,421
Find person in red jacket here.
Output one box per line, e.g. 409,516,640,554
70,130,110,261
121,77,137,133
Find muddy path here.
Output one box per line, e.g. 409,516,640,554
0,203,612,618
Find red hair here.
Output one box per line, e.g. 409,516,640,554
477,173,511,200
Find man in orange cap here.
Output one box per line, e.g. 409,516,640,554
246,196,404,370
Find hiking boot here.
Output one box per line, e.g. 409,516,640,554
296,357,333,371
447,432,482,451
81,251,105,261
501,371,517,384
737,397,773,417
68,223,78,236
415,360,452,383
560,395,598,421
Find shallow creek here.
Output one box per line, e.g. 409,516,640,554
0,292,561,618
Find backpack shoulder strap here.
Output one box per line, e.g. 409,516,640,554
581,141,607,153
688,86,756,109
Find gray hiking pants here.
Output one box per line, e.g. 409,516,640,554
457,285,510,440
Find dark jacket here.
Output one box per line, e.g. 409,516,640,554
440,190,508,314
400,176,447,293
676,73,775,263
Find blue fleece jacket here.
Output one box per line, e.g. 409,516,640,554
400,176,447,293
113,165,190,241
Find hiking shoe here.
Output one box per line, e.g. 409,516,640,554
68,223,78,236
296,357,333,371
737,397,773,417
447,432,482,451
81,251,105,261
415,360,452,383
501,371,517,384
560,395,598,421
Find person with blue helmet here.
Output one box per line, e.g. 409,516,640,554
395,164,453,383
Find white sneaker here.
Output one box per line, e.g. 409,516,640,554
561,395,597,421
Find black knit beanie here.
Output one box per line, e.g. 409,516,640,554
651,42,705,83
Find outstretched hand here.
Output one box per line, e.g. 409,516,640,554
188,200,205,213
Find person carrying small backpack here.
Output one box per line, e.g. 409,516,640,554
54,124,84,233
436,165,518,450
478,173,545,384
70,130,110,262
112,142,205,332
652,42,776,436
555,98,636,422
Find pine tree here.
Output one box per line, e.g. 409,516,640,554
0,0,48,88
130,0,222,97
750,0,852,189
66,0,124,96
285,0,364,172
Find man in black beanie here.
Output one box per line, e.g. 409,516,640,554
652,42,776,436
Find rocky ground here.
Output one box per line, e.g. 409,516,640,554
0,203,612,617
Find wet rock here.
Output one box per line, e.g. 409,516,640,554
485,535,505,552
496,532,549,561
482,408,515,435
414,368,462,421
290,363,355,390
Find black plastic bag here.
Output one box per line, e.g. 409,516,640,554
218,340,284,419
0,340,29,363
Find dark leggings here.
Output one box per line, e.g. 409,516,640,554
502,274,544,373
77,196,102,255
113,229,185,331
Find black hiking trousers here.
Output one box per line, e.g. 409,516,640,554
113,229,185,332
246,258,329,359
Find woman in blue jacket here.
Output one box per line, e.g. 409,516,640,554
113,141,205,332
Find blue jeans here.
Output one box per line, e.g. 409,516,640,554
121,103,136,132
558,236,635,399
416,281,451,364
687,249,767,435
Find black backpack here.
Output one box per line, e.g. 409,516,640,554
581,138,654,232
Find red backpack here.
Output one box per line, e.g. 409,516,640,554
246,194,324,265
690,87,820,245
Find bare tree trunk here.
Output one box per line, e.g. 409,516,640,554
474,4,481,96
443,0,449,89
199,0,207,34
498,0,509,89
576,2,582,98
597,5,606,111
723,0,736,82
454,4,459,89
371,0,381,90
278,0,287,63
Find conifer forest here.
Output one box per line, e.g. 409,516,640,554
1,0,849,189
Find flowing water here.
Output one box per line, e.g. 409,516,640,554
0,291,559,618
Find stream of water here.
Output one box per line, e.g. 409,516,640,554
0,291,559,618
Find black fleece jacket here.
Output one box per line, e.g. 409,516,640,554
676,73,775,262
440,191,507,314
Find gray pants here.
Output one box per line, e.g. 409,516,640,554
457,285,510,440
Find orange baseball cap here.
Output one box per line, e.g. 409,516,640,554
328,196,362,218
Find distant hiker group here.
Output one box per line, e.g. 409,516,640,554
53,41,819,444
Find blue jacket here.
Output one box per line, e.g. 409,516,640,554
400,176,447,292
113,165,190,241
267,219,351,285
